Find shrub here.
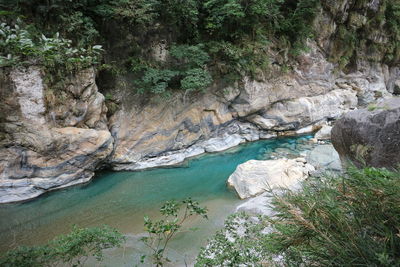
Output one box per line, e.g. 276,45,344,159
0,22,102,71
141,198,208,266
0,225,124,267
135,44,212,94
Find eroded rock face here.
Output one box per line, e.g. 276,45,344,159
227,158,314,199
248,89,357,131
332,97,400,169
109,40,385,171
0,67,113,203
46,68,108,130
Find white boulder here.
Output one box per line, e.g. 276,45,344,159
227,158,314,199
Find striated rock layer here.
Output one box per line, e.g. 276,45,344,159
0,67,112,203
108,41,393,171
2,2,400,202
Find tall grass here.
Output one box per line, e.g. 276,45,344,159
197,167,400,266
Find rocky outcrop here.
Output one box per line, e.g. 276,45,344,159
248,89,357,131
108,40,373,171
332,97,400,169
45,68,108,130
1,2,398,203
227,158,314,199
0,67,113,203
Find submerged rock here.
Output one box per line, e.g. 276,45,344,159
306,144,341,172
332,97,400,169
227,158,314,199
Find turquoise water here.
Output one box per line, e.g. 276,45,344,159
0,135,313,265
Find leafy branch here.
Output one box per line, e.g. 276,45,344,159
141,198,208,266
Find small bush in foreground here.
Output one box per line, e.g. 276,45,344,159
0,225,124,267
197,167,400,266
141,198,208,266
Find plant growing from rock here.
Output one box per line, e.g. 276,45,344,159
141,198,208,266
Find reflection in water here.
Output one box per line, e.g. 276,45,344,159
0,135,313,265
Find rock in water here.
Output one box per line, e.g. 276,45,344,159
306,144,341,171
315,125,333,140
331,97,400,169
227,158,314,199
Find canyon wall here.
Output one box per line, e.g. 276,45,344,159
1,0,399,203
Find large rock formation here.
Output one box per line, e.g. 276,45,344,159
332,97,400,169
0,67,113,203
227,158,314,199
108,41,365,171
1,2,400,203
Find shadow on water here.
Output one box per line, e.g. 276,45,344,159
0,135,313,264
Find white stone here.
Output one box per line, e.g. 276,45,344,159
203,134,244,153
227,158,311,199
263,89,358,130
236,193,274,215
315,125,332,140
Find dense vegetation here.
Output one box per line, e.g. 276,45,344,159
326,0,400,69
196,167,400,266
1,0,320,95
2,1,400,95
4,0,400,96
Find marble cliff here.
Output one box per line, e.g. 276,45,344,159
1,1,399,203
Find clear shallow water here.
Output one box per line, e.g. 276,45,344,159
0,135,313,265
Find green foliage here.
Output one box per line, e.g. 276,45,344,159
0,22,102,71
141,198,207,266
109,0,160,27
169,44,210,68
277,0,320,54
1,0,322,96
196,212,269,266
197,167,400,266
385,0,400,62
0,225,124,267
135,44,212,94
137,68,178,94
180,68,212,92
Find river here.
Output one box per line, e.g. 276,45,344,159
0,135,313,266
